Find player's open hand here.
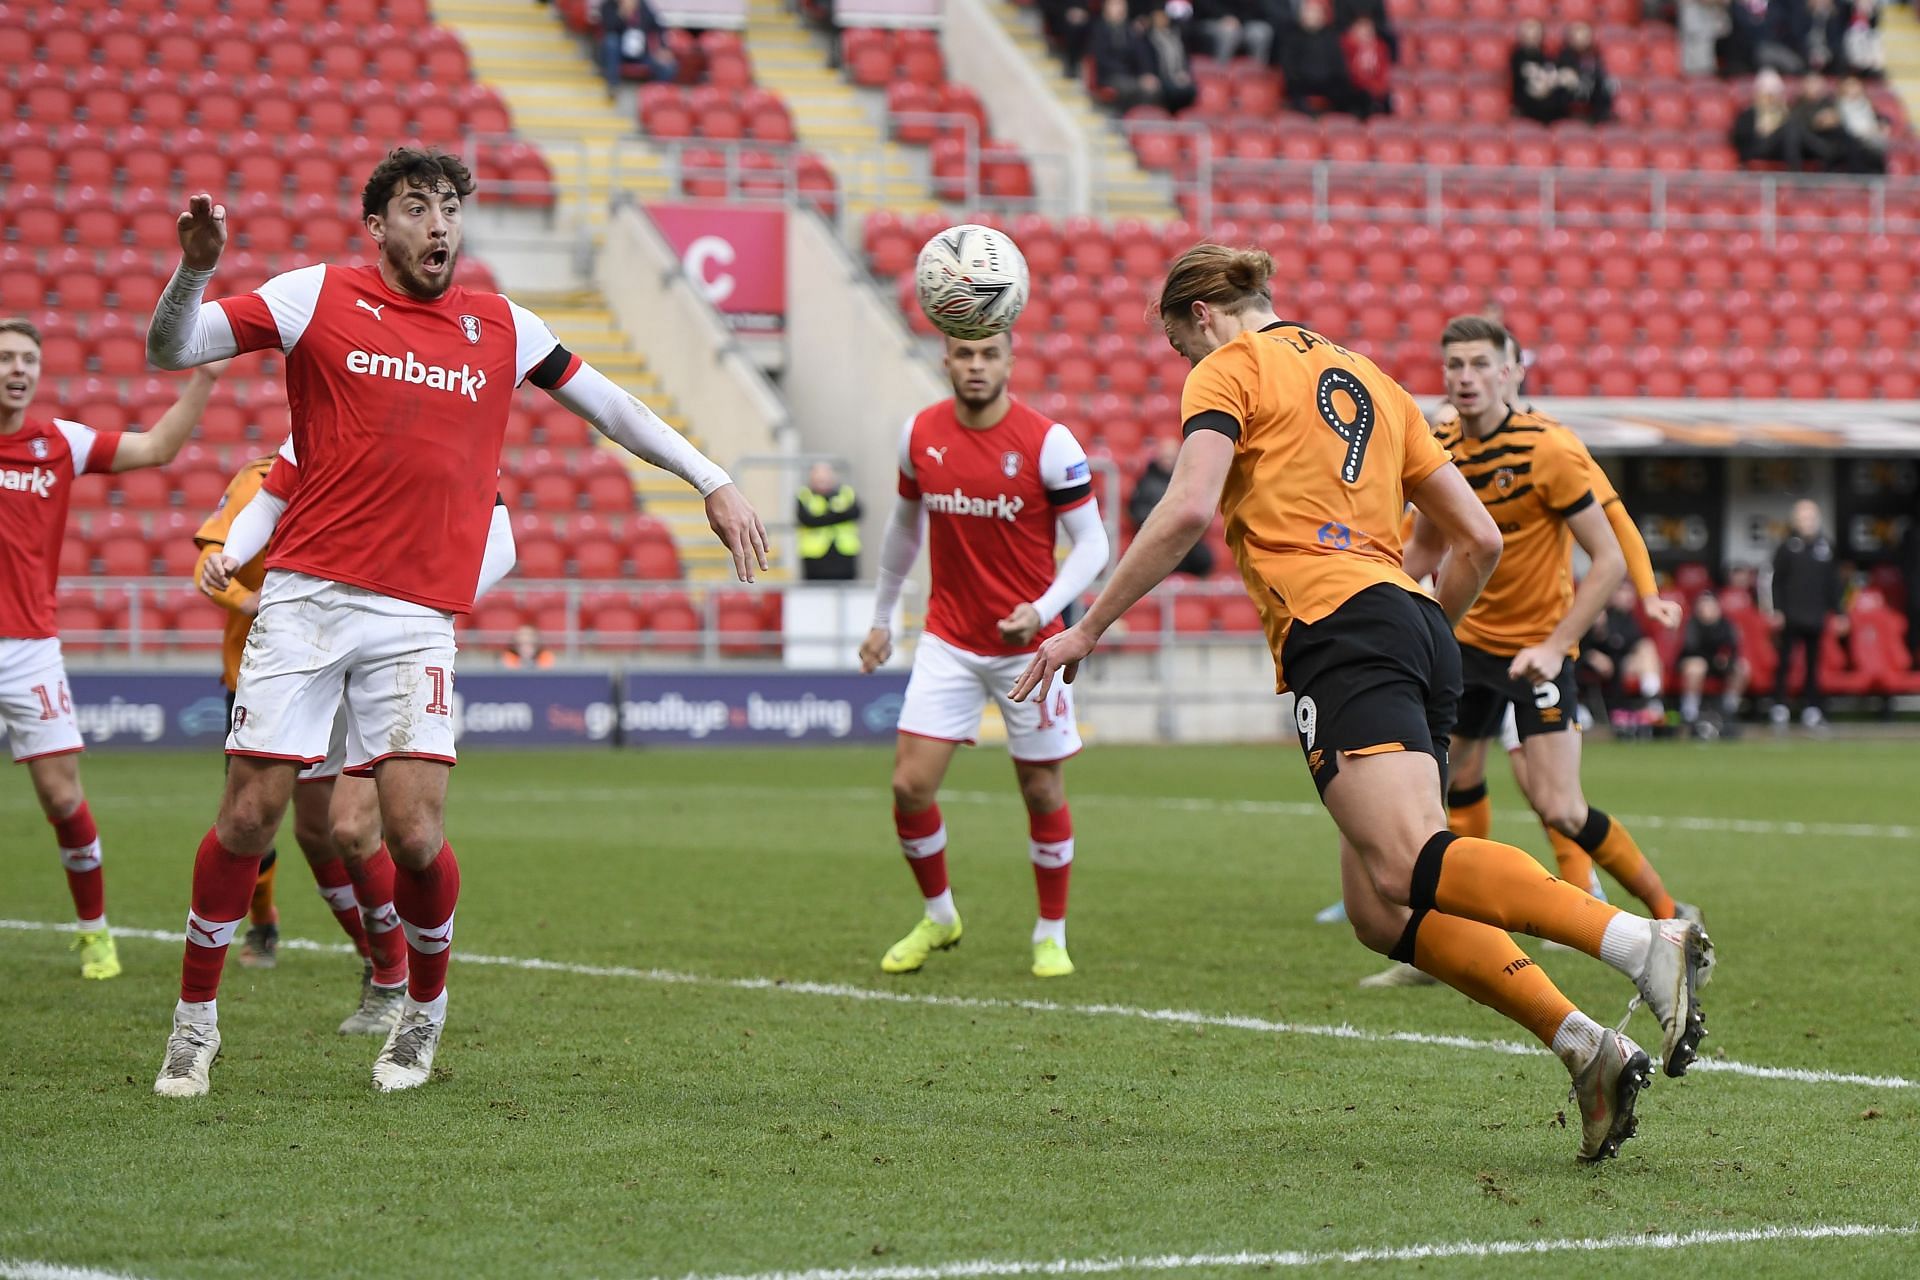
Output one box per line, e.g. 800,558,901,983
1642,595,1683,631
705,483,769,583
996,603,1042,649
1507,643,1564,686
177,194,228,271
1010,624,1095,704
858,627,892,673
200,552,240,595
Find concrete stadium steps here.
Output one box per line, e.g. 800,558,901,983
433,0,675,221
743,0,941,214
982,0,1174,219
1884,5,1920,127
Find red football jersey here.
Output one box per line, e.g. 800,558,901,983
897,396,1093,657
218,263,574,613
0,418,122,640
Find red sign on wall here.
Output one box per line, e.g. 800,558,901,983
643,204,786,335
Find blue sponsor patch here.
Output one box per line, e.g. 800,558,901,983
1063,460,1091,483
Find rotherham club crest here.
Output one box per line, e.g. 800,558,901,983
30,437,49,459
1001,450,1023,478
459,314,482,345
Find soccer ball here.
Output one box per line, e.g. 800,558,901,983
914,224,1030,341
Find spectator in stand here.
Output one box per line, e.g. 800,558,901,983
1040,0,1096,80
1128,438,1214,577
1726,0,1807,75
1334,0,1399,61
1679,0,1731,76
1787,73,1856,170
1765,498,1846,729
1899,515,1920,667
1798,0,1852,74
1195,0,1274,66
795,462,862,581
1142,5,1200,113
1556,22,1616,123
1678,590,1750,732
1278,0,1358,116
502,625,556,669
1340,16,1393,117
1732,68,1794,164
1511,20,1567,124
1842,0,1886,77
598,0,675,99
1580,581,1667,730
1835,74,1891,171
1092,0,1161,110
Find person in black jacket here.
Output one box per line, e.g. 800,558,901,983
1511,20,1566,124
1678,590,1749,730
1767,499,1847,727
1556,22,1615,123
1091,0,1160,110
1279,0,1356,116
1127,438,1213,577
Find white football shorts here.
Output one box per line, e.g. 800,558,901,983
0,637,85,763
897,632,1082,763
228,573,458,777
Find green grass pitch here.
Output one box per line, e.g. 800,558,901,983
2,739,1916,1279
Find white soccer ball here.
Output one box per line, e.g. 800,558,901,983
914,224,1030,341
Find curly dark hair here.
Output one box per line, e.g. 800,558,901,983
360,147,477,221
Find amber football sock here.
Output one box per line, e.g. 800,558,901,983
1393,909,1577,1048
1445,782,1492,839
1573,808,1675,919
1409,832,1624,958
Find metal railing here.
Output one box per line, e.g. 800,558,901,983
1115,119,1920,242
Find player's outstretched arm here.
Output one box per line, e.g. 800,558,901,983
1510,501,1625,684
1000,500,1111,648
1603,499,1678,627
475,502,517,598
147,196,243,371
200,486,288,594
111,359,231,472
546,359,768,582
1011,431,1230,702
861,495,926,672
193,543,259,617
1406,462,1503,626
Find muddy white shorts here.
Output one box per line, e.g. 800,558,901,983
228,573,458,777
897,632,1082,763
0,637,84,763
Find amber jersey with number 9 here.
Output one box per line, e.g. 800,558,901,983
1180,322,1452,691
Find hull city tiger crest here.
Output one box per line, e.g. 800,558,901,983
1493,467,1518,495
459,314,482,345
1001,450,1023,478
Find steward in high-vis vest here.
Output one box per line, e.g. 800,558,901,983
796,462,862,580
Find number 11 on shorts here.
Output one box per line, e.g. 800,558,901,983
425,666,451,716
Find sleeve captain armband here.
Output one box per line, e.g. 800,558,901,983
527,343,577,390
1182,410,1241,442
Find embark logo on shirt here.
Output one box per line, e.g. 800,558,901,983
344,349,489,402
0,465,56,498
922,487,1025,521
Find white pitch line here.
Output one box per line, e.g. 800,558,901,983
6,781,1913,843
657,1223,1919,1280
3,919,1911,1091
0,1260,158,1280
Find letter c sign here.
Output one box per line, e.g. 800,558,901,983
683,235,737,305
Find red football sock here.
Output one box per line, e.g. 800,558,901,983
52,803,105,925
348,845,407,987
309,857,371,958
181,827,264,1003
392,843,460,1004
1029,804,1073,920
895,804,949,899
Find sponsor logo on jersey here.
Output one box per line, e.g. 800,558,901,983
1316,521,1352,550
0,465,56,497
922,487,1026,521
30,437,49,460
924,445,948,467
344,349,489,402
355,299,386,321
1063,459,1090,483
459,314,482,345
